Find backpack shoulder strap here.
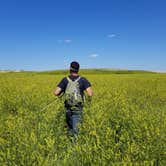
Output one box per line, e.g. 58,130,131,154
74,76,81,82
67,76,81,82
66,77,72,82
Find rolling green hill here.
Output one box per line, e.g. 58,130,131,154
38,69,157,75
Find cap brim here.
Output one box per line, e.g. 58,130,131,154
70,67,78,72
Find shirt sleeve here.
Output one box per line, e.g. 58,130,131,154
83,77,91,90
57,77,68,91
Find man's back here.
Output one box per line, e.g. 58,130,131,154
57,75,91,98
54,61,93,135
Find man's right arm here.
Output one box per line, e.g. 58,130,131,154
83,78,93,96
85,87,93,106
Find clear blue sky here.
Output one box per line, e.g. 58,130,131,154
0,0,166,71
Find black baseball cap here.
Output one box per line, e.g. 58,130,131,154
70,61,80,72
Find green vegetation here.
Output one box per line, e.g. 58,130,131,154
0,71,166,165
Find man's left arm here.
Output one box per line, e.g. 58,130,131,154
54,77,66,96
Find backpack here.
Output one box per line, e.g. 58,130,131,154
65,76,83,106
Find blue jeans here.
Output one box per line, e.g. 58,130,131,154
66,108,82,135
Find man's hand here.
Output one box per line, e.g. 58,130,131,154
86,87,93,97
54,87,62,96
85,87,93,106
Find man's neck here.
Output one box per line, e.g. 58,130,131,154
71,72,79,76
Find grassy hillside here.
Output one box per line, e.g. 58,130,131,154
38,69,157,75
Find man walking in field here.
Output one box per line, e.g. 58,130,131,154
54,61,93,135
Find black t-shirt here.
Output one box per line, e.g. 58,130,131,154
57,75,91,98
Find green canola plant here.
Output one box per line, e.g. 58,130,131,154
0,72,166,165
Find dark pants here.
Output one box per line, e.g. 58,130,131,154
66,107,82,135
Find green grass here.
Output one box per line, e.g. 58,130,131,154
0,71,166,165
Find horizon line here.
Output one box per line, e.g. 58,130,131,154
0,68,165,73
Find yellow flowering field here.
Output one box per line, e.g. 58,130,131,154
0,72,166,165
